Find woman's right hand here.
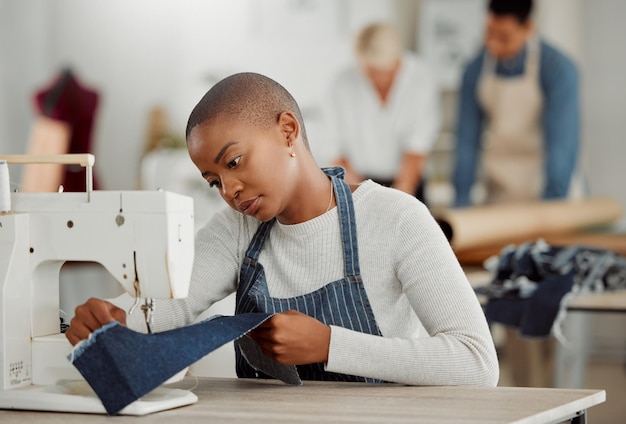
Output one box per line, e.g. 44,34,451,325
65,298,127,346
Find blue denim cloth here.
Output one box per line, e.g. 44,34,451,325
453,39,580,207
235,167,385,383
68,313,277,415
475,240,626,338
236,335,301,385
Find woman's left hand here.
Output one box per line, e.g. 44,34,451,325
246,310,331,365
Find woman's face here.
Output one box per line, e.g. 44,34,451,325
187,114,298,222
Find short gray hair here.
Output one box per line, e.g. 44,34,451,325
355,23,403,70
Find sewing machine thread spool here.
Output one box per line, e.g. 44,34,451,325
0,160,11,213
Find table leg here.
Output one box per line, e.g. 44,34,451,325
554,312,590,388
571,409,587,424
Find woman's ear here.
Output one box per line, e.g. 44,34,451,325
277,111,300,146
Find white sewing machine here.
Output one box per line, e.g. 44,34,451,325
0,154,197,415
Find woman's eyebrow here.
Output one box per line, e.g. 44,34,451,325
214,141,239,164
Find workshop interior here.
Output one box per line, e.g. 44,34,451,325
0,0,625,422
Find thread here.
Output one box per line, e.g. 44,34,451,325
0,160,11,213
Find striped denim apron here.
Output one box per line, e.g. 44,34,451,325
235,167,383,382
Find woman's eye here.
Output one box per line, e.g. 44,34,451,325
208,179,221,188
227,156,241,169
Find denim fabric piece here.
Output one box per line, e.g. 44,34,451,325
236,335,301,385
235,167,385,383
476,239,626,338
68,313,278,415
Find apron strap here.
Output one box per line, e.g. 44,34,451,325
243,218,275,261
524,37,541,78
242,167,361,279
330,173,361,279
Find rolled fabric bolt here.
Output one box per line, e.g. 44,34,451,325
436,197,623,252
0,160,11,213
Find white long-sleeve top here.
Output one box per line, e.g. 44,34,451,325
125,180,498,387
327,53,441,179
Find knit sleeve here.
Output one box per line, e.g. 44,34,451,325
326,196,499,386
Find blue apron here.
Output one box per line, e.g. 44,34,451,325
235,167,384,383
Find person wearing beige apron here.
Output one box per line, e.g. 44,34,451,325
453,0,580,208
453,0,581,387
481,38,552,389
479,39,543,205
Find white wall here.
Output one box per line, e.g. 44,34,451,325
581,0,626,227
536,0,626,227
43,0,185,189
0,0,50,158
0,0,400,190
536,0,585,64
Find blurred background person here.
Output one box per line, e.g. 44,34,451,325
452,0,580,208
452,0,581,389
328,22,440,204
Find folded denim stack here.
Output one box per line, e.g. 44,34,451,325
475,239,626,338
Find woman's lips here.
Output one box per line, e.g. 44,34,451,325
238,197,260,215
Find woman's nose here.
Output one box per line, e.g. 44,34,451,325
220,176,242,200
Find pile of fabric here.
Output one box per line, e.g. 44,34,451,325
475,239,626,339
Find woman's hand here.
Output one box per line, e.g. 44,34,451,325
65,298,127,346
247,310,331,365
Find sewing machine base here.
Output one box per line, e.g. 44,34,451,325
0,380,198,415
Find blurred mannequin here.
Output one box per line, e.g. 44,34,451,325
23,68,100,192
328,23,440,203
453,0,580,207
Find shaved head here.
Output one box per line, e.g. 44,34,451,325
186,72,309,148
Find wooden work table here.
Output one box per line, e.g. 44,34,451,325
0,377,606,423
566,290,626,313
